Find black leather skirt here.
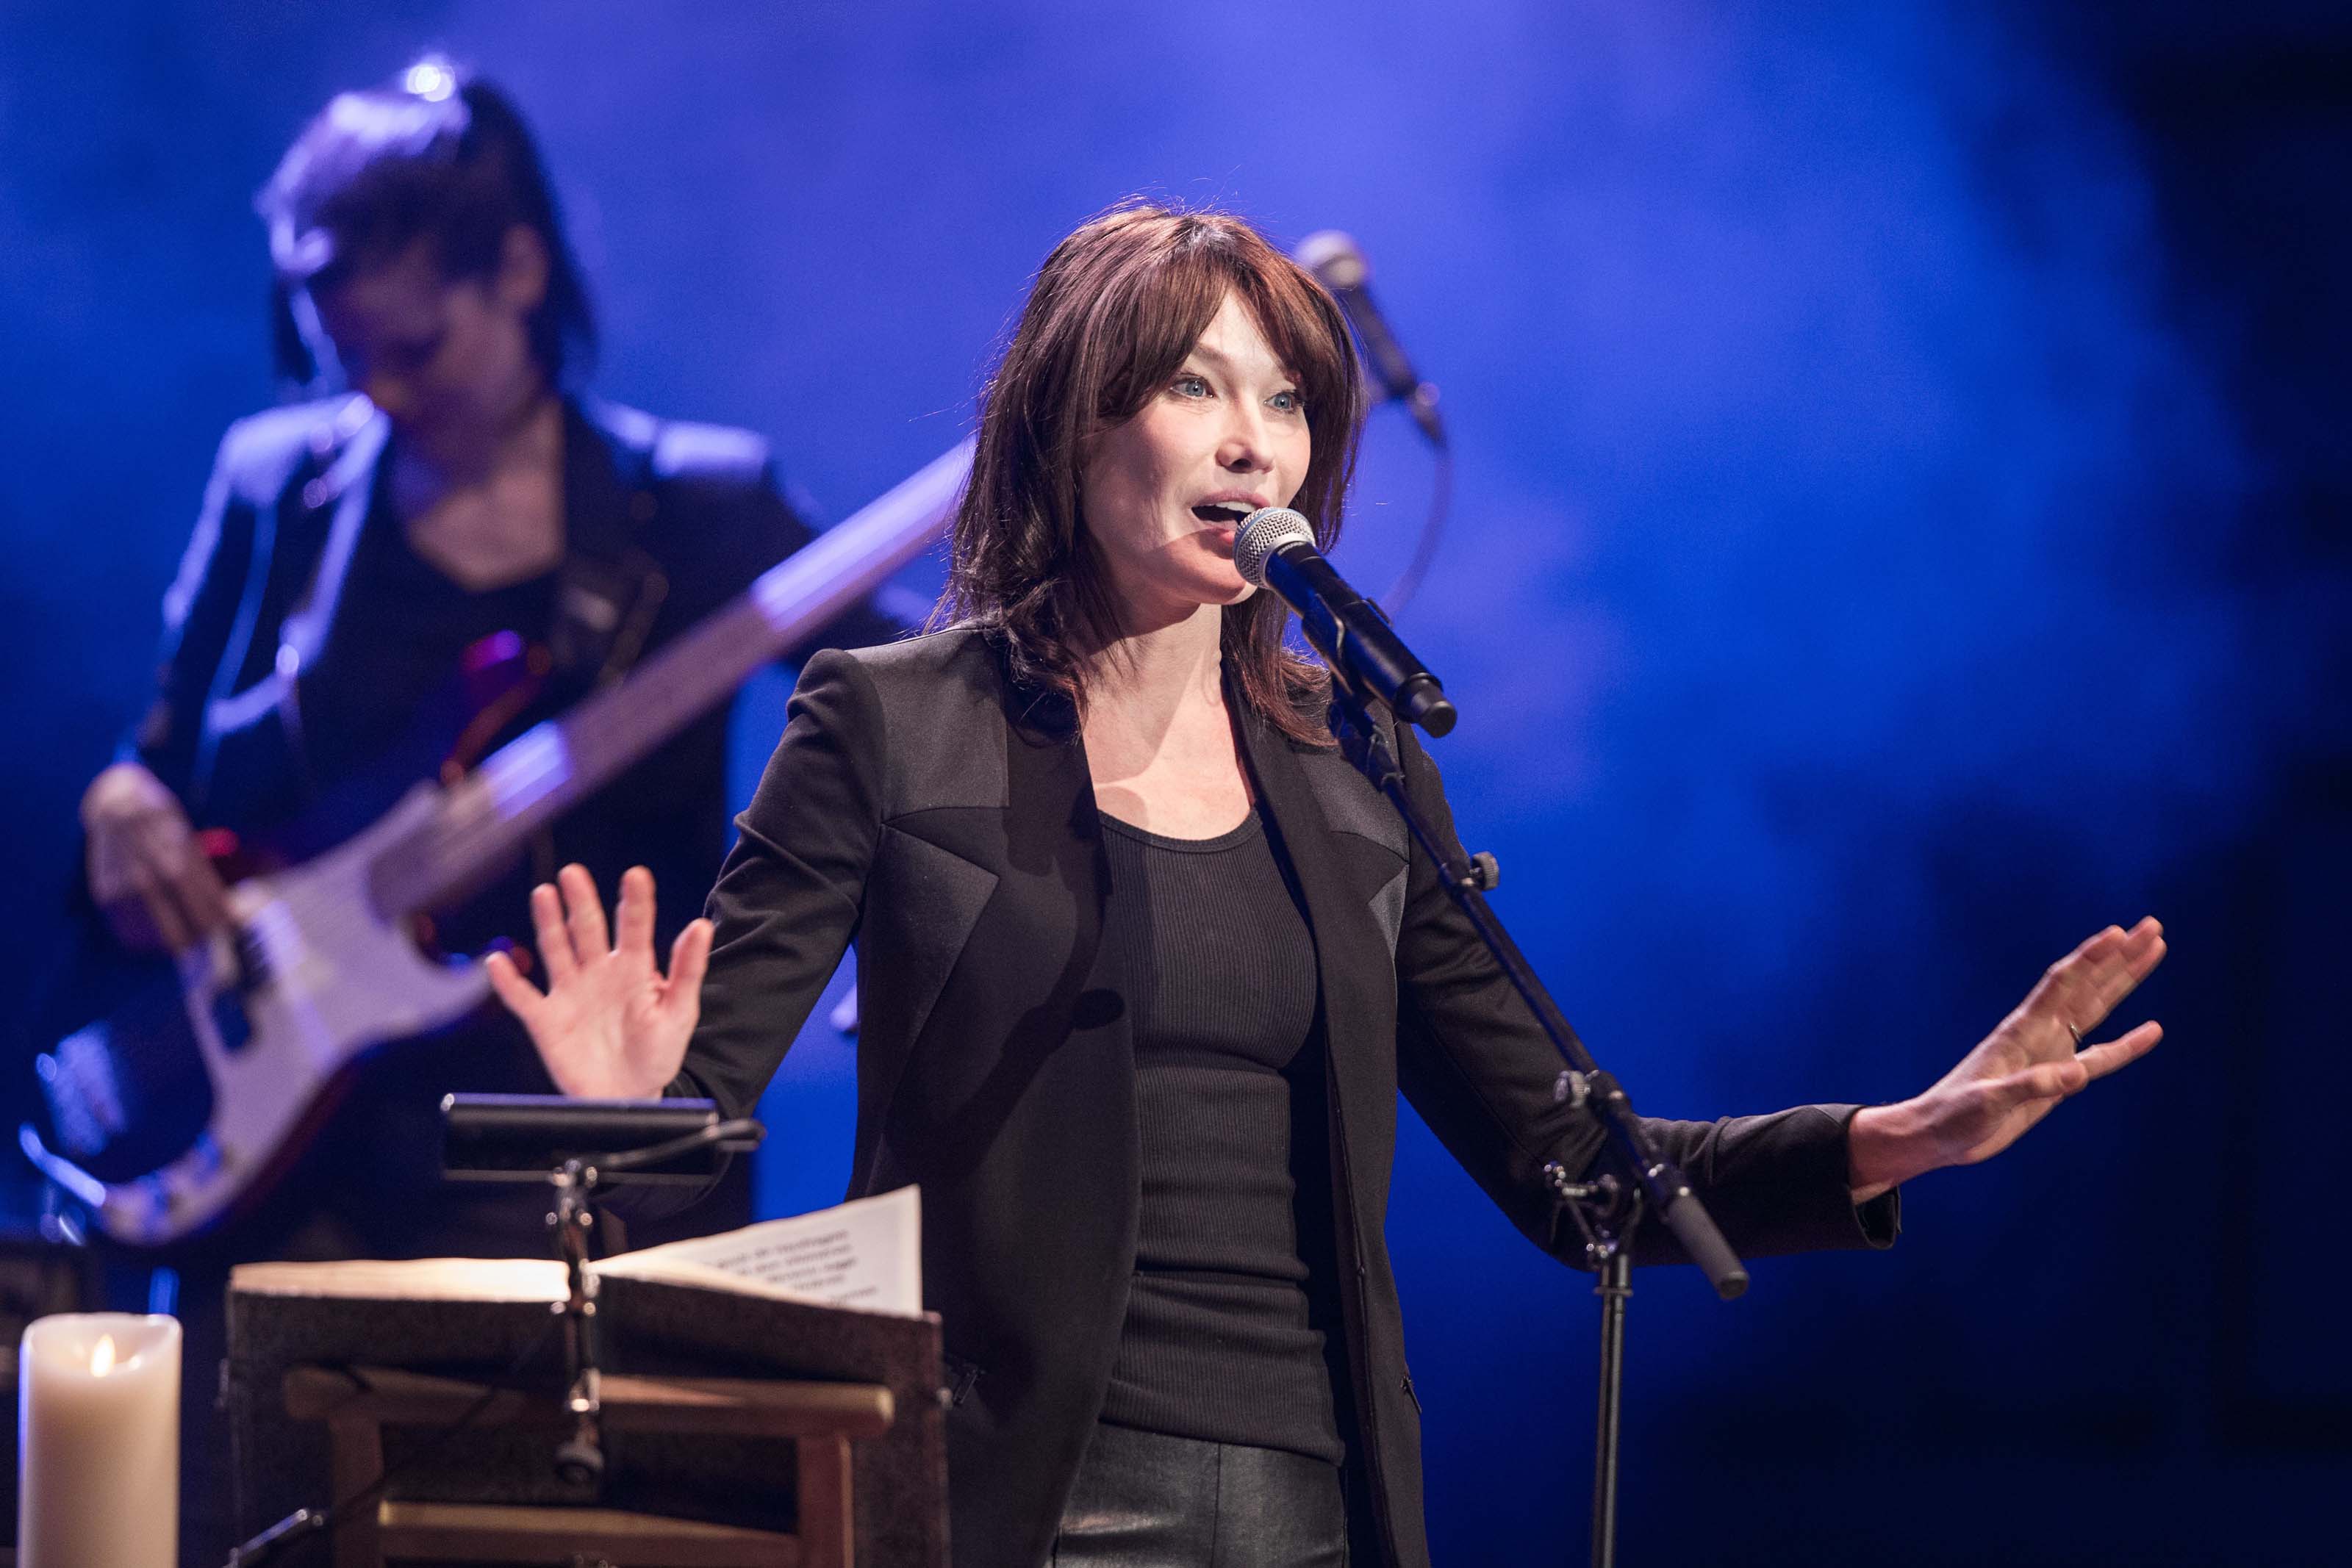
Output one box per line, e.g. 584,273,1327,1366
1049,1421,1351,1567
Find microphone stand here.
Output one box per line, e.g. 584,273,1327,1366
534,1116,766,1490
547,1157,607,1488
1323,675,1749,1568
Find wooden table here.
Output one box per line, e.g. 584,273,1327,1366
281,1363,894,1568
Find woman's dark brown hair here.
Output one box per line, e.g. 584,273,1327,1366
939,204,1365,744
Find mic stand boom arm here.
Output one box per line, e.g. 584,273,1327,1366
1324,674,1748,1568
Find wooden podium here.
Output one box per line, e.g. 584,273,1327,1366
228,1259,948,1567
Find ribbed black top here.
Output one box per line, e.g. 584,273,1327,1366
1094,809,1344,1464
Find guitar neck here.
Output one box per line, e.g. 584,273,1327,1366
370,440,971,920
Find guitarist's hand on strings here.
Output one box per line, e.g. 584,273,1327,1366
81,760,230,954
485,863,714,1099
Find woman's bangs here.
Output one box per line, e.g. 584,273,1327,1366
1242,265,1354,424
1093,245,1229,424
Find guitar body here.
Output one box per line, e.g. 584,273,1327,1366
40,785,494,1248
32,633,543,1252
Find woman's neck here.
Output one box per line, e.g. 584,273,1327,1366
1082,600,1226,726
397,379,559,490
389,394,567,590
1078,601,1252,835
392,391,561,515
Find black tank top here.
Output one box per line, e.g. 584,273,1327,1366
1095,809,1344,1464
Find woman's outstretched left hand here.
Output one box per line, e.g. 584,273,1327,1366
1846,917,2167,1202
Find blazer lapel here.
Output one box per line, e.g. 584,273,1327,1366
1234,706,1408,1118
867,655,1122,1182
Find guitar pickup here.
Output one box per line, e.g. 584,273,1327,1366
232,923,271,991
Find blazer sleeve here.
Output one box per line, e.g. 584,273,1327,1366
130,426,265,802
59,428,259,950
1388,722,1899,1269
668,647,886,1122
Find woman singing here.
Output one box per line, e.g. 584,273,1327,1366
487,205,2166,1567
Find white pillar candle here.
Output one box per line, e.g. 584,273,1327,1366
17,1313,179,1568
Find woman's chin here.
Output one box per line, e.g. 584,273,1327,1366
1197,569,1257,608
1187,543,1255,603
1114,540,1258,618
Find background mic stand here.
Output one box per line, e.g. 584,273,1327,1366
1544,1077,1642,1568
1324,675,1749,1568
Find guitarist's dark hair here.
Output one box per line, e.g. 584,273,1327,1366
257,54,596,391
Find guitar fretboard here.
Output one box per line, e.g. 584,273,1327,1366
367,440,972,920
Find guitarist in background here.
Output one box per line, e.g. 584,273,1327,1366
66,54,901,1558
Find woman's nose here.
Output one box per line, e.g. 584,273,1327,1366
1217,413,1273,474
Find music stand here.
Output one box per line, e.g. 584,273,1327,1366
224,1097,947,1567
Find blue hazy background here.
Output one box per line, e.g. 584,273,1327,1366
4,1,2345,1561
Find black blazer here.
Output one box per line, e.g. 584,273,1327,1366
681,628,1896,1568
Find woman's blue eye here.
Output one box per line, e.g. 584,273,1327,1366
1173,374,1209,398
1269,389,1303,413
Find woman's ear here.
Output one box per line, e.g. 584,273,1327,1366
495,224,551,314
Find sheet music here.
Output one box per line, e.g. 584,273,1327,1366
594,1184,922,1317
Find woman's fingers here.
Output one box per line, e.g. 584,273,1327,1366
151,818,229,938
2032,924,2123,1020
2075,1020,2162,1081
2076,918,2165,1024
559,863,610,957
126,866,190,952
667,917,714,1011
138,820,225,945
530,882,578,984
156,861,227,954
500,870,701,1095
2030,918,2167,1038
2013,1057,2090,1102
614,866,657,960
101,819,214,953
1917,923,2170,1176
178,855,231,939
484,949,545,1027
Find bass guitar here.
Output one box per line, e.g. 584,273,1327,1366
24,442,972,1248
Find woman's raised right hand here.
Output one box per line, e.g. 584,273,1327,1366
484,863,711,1099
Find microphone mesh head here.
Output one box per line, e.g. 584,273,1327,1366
1234,507,1316,589
1293,230,1368,290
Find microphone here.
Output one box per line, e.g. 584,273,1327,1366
1294,231,1446,449
1236,508,1456,736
